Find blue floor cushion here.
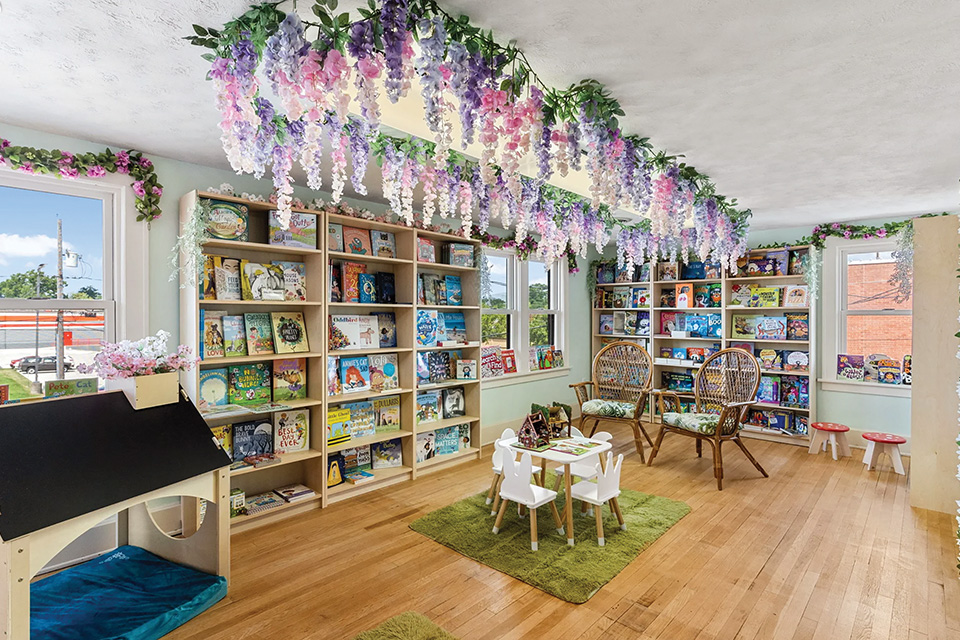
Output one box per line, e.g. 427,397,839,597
31,545,226,640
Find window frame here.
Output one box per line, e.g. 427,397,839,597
820,237,911,397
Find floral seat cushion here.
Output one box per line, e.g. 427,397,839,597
662,412,725,435
581,399,636,419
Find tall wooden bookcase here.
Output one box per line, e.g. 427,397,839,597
179,191,481,532
590,246,817,447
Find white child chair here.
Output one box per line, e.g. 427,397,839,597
570,452,626,546
492,448,564,551
486,428,542,516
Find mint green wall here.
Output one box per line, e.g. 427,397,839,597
750,216,915,439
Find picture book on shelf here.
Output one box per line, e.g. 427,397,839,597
358,273,378,303
757,349,783,370
783,285,808,307
329,263,343,302
232,419,273,461
755,316,787,341
757,375,780,404
245,492,285,515
457,358,478,379
342,226,372,254
785,312,809,341
416,309,439,347
416,391,441,424
271,312,310,353
784,350,809,372
729,283,752,306
228,363,272,406
329,315,361,351
749,287,780,308
222,315,248,357
657,262,678,281
370,230,396,258
358,315,380,348
902,355,912,385
680,261,706,280
198,368,228,411
416,431,436,462
447,243,474,267
731,314,758,339
599,314,614,335
43,378,97,399
480,346,503,378
596,263,615,284
242,262,285,301
442,387,466,418
269,211,317,249
439,312,467,343
693,285,710,308
373,396,401,431
273,410,309,453
611,287,629,309
214,256,242,301
428,351,452,382
243,312,275,355
328,222,344,252
274,261,307,301
200,255,217,300
327,408,351,445
675,284,693,308
346,470,375,484
340,355,371,393
204,199,249,241
272,358,306,401
202,310,225,359
631,287,649,308
327,356,341,396
417,352,430,385
370,311,397,348
417,237,436,262
458,424,472,449
837,354,865,381
273,483,316,503
376,272,396,304
341,261,367,303
368,353,399,392
209,424,232,458
875,358,902,384
435,426,460,456
372,439,402,469
444,275,463,305
767,249,789,276
343,401,376,437
327,456,345,487
780,376,809,408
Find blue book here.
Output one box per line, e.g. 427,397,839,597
684,315,707,338
358,273,377,304
439,312,467,343
435,426,460,455
232,419,273,461
706,313,722,338
444,275,462,306
371,312,397,348
340,356,371,393
198,367,228,411
416,309,438,347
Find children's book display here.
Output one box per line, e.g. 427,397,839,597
204,199,249,241
269,211,317,249
834,353,910,385
329,315,381,351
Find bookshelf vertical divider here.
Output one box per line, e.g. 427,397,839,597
179,191,483,531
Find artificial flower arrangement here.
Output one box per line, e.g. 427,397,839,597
78,331,196,380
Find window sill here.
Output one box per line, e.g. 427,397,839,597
481,367,572,389
818,378,912,398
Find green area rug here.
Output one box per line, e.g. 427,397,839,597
351,611,457,640
410,486,690,603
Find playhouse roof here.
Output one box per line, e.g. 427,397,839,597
0,390,229,541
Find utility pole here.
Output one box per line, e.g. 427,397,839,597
30,263,46,395
56,218,64,379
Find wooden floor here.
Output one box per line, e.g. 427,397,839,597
166,428,959,640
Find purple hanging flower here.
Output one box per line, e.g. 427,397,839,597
347,118,371,195
381,0,409,102
415,17,447,135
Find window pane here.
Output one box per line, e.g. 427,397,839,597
482,313,510,348
845,251,911,310
528,261,551,310
482,254,509,310
0,308,106,400
528,313,554,348
845,314,912,360
0,186,104,301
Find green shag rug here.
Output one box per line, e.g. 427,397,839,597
351,611,457,640
409,486,690,603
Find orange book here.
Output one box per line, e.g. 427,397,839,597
675,283,693,309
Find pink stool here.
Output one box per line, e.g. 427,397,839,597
861,432,906,475
808,422,851,460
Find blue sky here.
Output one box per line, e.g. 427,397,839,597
0,185,103,295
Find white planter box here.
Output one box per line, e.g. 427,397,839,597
106,372,179,410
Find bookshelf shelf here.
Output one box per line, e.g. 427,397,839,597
594,333,651,339
230,493,322,528
326,429,415,454
327,250,412,265
327,466,413,501
329,346,413,356
416,342,480,351
418,447,482,470
417,379,481,391
754,402,810,412
328,387,414,404
414,228,481,244
327,211,412,234
202,238,323,256
201,397,326,423
418,304,480,311
653,278,721,285
652,335,719,342
416,262,477,273
327,302,414,310
595,281,648,288
199,299,325,307
728,274,806,283
231,449,325,477
730,339,809,345
198,352,324,367
594,307,650,312
726,306,809,312
416,415,480,433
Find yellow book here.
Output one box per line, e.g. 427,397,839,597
749,287,780,307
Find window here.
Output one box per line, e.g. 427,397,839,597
841,249,911,358
481,250,567,376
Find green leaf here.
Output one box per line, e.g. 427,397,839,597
193,24,208,36
337,12,350,26
318,11,333,27
328,0,339,9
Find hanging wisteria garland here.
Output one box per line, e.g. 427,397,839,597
188,0,752,269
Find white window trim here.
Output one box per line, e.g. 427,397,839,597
820,237,910,398
481,249,569,380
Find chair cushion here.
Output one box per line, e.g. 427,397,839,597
582,399,635,419
662,412,723,435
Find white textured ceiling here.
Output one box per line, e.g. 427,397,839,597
1,0,959,229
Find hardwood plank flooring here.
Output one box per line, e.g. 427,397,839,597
164,430,957,640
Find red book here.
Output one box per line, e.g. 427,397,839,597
341,262,367,304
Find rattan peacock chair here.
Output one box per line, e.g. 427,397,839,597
647,347,767,490
570,341,654,461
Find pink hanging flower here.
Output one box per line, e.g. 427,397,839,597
60,167,80,179
86,165,107,178
18,162,34,173
151,186,163,197
876,228,887,237
132,180,146,197
139,158,153,169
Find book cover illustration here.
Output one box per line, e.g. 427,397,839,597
610,287,629,309
875,358,902,384
358,272,378,304
232,419,273,461
747,256,776,276
784,350,809,372
435,426,460,456
204,199,249,241
326,408,352,445
442,387,466,418
273,410,309,454
436,277,449,305
376,272,396,304
599,314,614,335
659,287,676,308
202,310,225,359
680,261,706,280
707,283,722,307
703,261,721,279
329,314,361,351
242,262,285,301
686,348,706,364
357,315,380,348
327,456,345,487
416,391,441,424
671,348,687,359
421,273,441,305
198,368,229,411
417,352,430,385
447,243,474,267
43,378,98,399
428,351,452,382
373,396,401,431
786,312,809,341
329,262,343,302
458,424,472,449
343,226,372,255
243,312,275,355
439,312,467,343
837,354,865,381
675,284,693,309
342,445,373,472
370,230,397,258
757,375,780,404
228,363,272,406
222,315,248,357
767,249,789,276
416,309,439,347
328,222,344,252
342,261,367,303
201,254,217,300
757,349,783,371
269,211,317,249
343,401,376,437
271,311,310,353
783,285,809,307
693,285,710,308
596,263,615,284
370,311,397,348
245,492,285,514
749,287,780,308
369,353,399,392
684,314,707,338
457,358,478,379
340,355,371,393
417,237,436,262
657,262,678,281
372,439,402,469
273,358,306,401
480,346,503,378
756,316,787,340
615,264,635,283
273,483,316,502
210,424,233,458
613,311,626,334
788,250,807,276
902,355,912,385
729,284,752,306
780,376,809,408
214,256,242,301
444,275,463,305
630,287,649,308
328,356,341,396
731,315,758,339
416,431,436,462
274,261,307,301
659,311,682,335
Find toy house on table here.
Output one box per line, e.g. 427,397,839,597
517,413,552,449
0,389,231,640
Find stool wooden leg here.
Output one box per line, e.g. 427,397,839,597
490,475,504,516
828,433,838,461
808,429,825,455
595,503,605,546
486,472,500,505
837,432,851,457
886,444,906,475
530,506,539,551
862,441,875,467
548,500,564,535
611,497,626,530
492,499,509,533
